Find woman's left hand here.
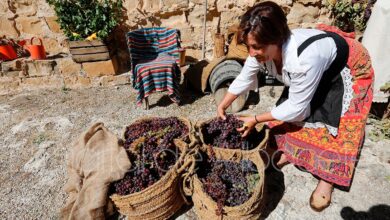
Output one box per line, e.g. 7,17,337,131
237,116,257,137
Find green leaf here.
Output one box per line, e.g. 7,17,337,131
46,0,123,41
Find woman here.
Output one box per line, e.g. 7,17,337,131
217,1,374,212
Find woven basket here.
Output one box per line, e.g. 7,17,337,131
195,116,269,156
110,117,197,220
184,146,266,219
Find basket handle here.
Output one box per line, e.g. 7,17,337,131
30,37,43,46
180,171,194,201
176,147,197,174
181,157,195,198
177,158,193,174
178,147,198,198
188,130,200,149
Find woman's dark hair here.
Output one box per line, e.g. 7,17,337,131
238,1,291,46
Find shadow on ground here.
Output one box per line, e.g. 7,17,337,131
147,84,207,109
340,204,390,220
170,204,195,220
260,167,285,219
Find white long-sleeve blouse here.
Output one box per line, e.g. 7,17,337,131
228,28,338,122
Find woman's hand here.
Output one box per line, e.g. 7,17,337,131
217,92,238,120
237,112,275,137
237,116,257,137
217,105,227,120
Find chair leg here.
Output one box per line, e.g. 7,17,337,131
144,97,149,110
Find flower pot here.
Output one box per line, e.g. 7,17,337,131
0,45,17,61
24,37,46,60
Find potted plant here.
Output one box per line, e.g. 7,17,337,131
46,0,123,62
326,0,376,35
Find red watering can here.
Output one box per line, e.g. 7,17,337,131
24,37,46,60
0,38,17,61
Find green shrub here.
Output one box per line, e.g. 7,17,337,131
327,0,376,32
47,0,123,41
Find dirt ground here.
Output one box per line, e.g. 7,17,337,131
1,84,389,219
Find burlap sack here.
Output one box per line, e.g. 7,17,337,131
184,146,265,219
196,116,269,156
186,27,248,94
61,123,131,220
110,117,197,220
226,32,248,61
213,33,226,58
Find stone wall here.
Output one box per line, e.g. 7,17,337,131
0,0,332,94
0,58,130,95
114,0,332,61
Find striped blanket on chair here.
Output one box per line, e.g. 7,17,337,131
127,27,181,106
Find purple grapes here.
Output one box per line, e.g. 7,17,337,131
198,153,260,215
111,117,189,196
364,0,376,20
202,115,262,150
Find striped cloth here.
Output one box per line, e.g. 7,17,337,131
127,27,181,106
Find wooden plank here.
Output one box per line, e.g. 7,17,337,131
68,40,105,48
72,53,110,63
70,46,109,55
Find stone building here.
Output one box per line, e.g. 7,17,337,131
0,0,332,94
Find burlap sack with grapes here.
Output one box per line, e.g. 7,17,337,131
110,117,198,220
196,115,269,156
183,144,266,219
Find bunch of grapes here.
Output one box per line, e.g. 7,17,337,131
111,117,189,196
203,115,260,150
198,153,260,215
364,0,377,20
124,117,189,146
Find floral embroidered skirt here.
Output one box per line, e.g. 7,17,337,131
267,27,374,187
